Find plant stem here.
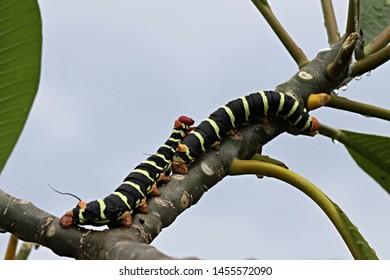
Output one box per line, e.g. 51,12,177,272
321,0,340,44
365,24,390,56
327,32,358,80
346,0,360,35
351,44,390,77
319,123,390,175
4,234,18,260
229,159,378,260
251,0,309,68
15,242,34,260
326,95,390,121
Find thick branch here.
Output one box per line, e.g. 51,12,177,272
0,189,173,259
327,32,358,80
0,120,287,259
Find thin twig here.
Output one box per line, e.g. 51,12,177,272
321,0,340,44
365,24,390,56
229,159,378,260
326,95,390,121
345,0,360,35
327,32,358,80
251,0,308,68
351,44,390,77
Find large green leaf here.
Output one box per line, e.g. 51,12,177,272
0,0,42,174
342,130,390,194
360,0,390,43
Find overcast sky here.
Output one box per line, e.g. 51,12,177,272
1,0,389,260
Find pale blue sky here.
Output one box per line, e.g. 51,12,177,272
1,0,389,259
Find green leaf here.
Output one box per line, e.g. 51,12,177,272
333,202,378,260
342,130,390,194
0,0,42,174
360,0,390,43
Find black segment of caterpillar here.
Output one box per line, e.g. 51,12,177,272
172,91,319,174
60,116,194,228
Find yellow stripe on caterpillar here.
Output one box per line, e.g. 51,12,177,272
222,105,236,128
276,92,285,115
113,191,132,212
141,160,164,171
121,181,145,197
285,101,299,118
97,199,107,221
258,91,269,116
132,168,155,182
205,118,221,139
193,131,206,152
240,96,250,122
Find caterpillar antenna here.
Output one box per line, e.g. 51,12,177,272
48,184,82,202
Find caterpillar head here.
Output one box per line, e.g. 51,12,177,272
60,200,109,228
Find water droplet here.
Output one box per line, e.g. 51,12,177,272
354,75,362,81
340,84,348,91
366,71,371,76
332,139,339,144
332,89,339,95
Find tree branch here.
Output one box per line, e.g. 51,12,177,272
0,120,287,259
251,0,309,68
351,44,390,77
365,24,390,56
321,0,340,45
325,95,390,121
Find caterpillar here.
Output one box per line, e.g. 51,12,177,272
172,90,319,174
60,116,194,228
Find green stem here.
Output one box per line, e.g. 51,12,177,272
365,24,390,56
345,0,360,35
321,0,340,44
251,0,309,68
326,95,390,121
351,44,390,77
15,242,34,260
327,32,358,80
229,159,378,260
4,234,18,260
319,123,390,175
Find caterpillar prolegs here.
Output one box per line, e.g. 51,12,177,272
60,116,194,228
172,90,319,174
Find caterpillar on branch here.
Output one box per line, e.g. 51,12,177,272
172,90,320,174
60,90,321,228
60,116,194,228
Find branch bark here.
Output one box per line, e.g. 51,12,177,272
0,120,286,259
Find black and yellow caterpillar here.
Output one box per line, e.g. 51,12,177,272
172,90,319,174
60,116,194,228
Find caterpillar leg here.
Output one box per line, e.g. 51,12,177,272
118,211,133,228
172,159,189,174
137,198,149,214
210,141,221,151
157,172,170,185
149,183,161,197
